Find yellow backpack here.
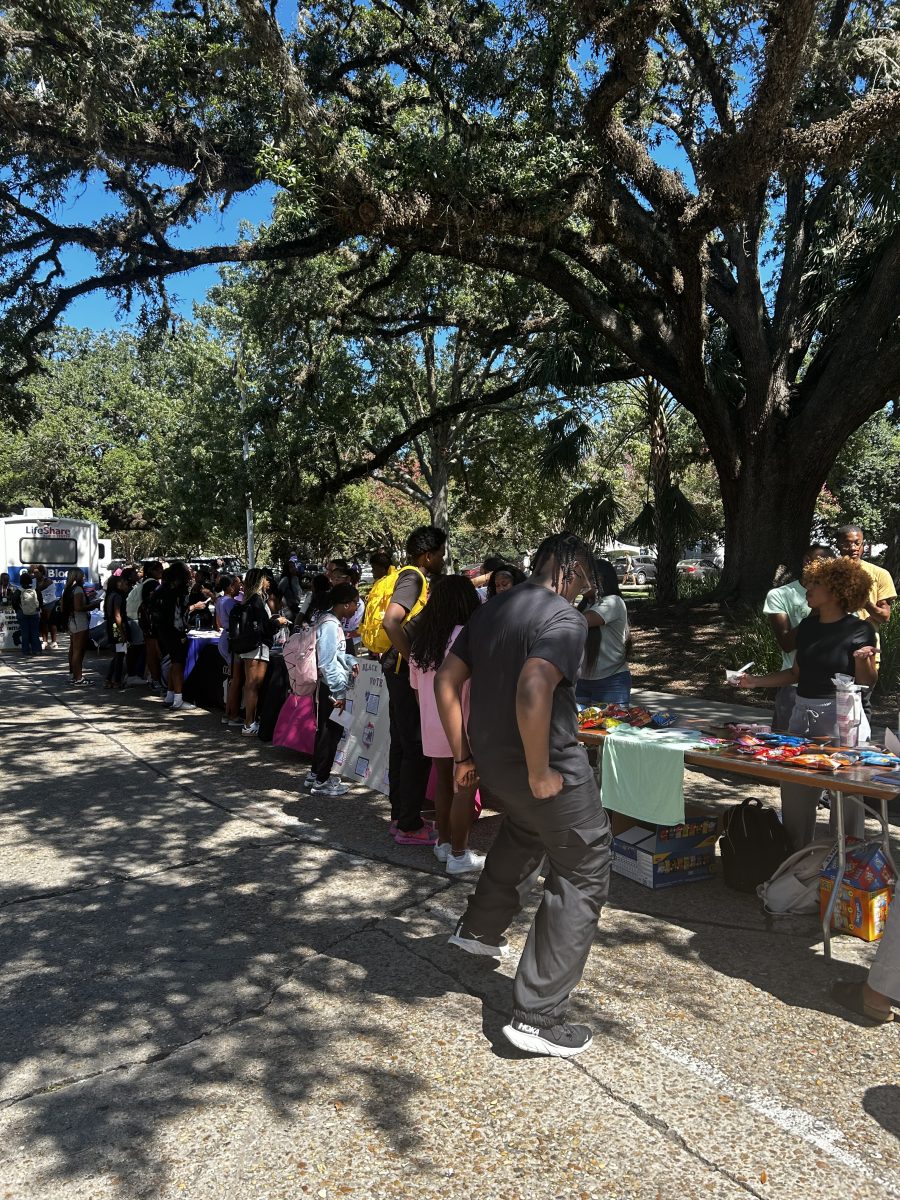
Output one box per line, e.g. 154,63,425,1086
359,566,427,655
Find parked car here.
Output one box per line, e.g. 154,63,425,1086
677,557,721,579
613,556,657,585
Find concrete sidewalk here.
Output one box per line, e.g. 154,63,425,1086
1,652,898,1200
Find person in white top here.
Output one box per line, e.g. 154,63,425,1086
762,544,835,730
575,559,631,707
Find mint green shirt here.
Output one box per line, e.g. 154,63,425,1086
762,580,809,669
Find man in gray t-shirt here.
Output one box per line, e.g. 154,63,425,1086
436,533,611,1059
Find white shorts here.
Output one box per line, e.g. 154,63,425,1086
239,644,270,663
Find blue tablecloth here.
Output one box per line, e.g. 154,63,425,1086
184,631,222,681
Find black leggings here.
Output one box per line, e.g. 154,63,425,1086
106,649,126,685
311,682,343,783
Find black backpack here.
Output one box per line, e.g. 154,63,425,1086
228,600,263,655
719,797,793,893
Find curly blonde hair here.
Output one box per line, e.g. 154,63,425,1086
802,556,872,614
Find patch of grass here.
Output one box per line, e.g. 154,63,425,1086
718,606,784,677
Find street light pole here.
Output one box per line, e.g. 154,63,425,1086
235,344,255,569
243,430,255,570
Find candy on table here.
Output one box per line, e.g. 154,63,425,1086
857,751,900,767
626,706,653,727
650,709,678,728
790,753,843,772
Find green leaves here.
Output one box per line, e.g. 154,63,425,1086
563,481,624,548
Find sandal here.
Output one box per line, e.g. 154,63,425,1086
830,981,894,1024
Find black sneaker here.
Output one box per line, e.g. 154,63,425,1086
448,918,510,958
502,1019,593,1058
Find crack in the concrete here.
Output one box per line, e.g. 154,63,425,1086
375,920,772,1199
0,965,297,1111
0,880,449,1111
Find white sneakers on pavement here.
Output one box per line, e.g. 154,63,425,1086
446,849,486,876
311,777,351,796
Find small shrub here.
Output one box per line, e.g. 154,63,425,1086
718,607,784,677
677,573,718,602
875,608,900,698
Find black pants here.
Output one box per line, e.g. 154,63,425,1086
384,663,430,832
106,648,126,685
312,683,343,783
460,777,611,1028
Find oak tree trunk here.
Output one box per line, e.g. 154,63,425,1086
714,434,825,602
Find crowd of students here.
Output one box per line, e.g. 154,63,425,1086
9,520,897,1049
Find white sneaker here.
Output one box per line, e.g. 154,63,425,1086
448,918,509,958
311,777,350,796
433,841,452,863
446,849,486,876
242,721,260,735
49,641,60,650
171,700,197,711
302,773,317,791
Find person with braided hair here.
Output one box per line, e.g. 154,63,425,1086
435,531,611,1058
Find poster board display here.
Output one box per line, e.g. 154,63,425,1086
335,658,392,795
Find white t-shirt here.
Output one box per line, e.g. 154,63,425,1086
580,594,629,680
126,584,143,621
762,580,808,669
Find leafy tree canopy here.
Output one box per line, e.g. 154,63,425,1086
2,2,899,594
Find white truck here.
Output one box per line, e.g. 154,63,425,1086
0,508,108,650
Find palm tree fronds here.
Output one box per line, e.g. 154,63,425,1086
622,500,657,547
564,480,623,546
539,412,597,478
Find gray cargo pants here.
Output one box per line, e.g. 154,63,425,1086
459,777,611,1028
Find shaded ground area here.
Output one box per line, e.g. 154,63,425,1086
1,650,899,1200
628,600,899,725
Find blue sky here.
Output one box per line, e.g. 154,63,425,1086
61,178,275,329
54,1,710,333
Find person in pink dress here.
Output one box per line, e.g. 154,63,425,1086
409,575,483,875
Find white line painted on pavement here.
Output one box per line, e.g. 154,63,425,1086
648,1038,900,1197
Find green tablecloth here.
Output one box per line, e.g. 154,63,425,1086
599,726,709,825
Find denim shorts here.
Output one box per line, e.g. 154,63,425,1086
575,669,632,707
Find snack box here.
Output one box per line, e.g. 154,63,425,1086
819,879,893,942
611,814,718,890
820,839,897,892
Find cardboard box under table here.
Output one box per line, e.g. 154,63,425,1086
819,840,896,942
611,812,718,889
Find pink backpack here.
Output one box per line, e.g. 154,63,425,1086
282,626,318,696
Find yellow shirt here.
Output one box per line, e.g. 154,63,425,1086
858,560,897,611
855,560,896,664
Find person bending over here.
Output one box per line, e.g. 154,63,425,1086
436,531,611,1059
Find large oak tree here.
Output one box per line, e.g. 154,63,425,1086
2,1,899,596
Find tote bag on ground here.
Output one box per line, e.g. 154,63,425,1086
272,693,317,755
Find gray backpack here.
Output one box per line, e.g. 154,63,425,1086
757,841,833,915
19,587,40,616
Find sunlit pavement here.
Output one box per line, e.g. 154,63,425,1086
1,651,898,1200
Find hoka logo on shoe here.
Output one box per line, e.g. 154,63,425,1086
519,1024,541,1035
